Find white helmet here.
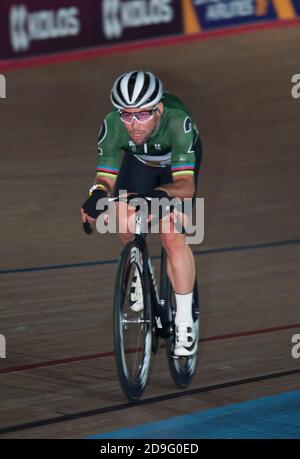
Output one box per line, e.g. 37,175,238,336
110,70,163,109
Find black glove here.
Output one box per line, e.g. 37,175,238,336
82,185,108,219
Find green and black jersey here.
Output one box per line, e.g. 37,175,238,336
96,92,200,180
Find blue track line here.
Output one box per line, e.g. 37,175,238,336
88,389,300,439
0,238,299,275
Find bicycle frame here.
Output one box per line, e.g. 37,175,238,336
129,206,173,340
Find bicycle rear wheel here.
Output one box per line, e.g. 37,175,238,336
161,250,199,388
113,238,152,402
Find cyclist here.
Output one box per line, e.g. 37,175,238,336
81,70,203,356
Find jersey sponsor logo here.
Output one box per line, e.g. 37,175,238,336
129,140,137,152
184,116,192,133
102,0,174,40
9,4,81,53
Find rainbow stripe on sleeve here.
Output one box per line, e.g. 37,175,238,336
171,164,195,177
96,166,119,179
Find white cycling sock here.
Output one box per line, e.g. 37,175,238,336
175,292,193,324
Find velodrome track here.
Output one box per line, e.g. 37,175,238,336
0,23,300,438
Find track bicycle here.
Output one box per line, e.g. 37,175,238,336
83,194,199,402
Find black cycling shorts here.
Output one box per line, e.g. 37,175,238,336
114,138,203,197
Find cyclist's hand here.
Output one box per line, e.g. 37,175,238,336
80,208,96,224
81,186,108,221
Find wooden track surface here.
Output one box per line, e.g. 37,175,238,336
0,25,300,438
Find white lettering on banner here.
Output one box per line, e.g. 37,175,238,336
102,0,122,39
10,5,28,51
9,5,81,52
102,0,174,40
194,0,255,21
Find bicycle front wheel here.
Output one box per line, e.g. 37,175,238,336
113,239,152,402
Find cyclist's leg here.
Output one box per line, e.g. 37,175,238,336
158,139,202,354
158,137,202,293
160,230,195,293
160,223,197,355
